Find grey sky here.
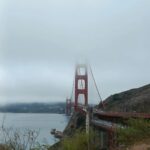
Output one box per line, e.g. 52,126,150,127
0,0,150,104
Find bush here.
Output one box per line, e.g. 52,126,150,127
117,118,150,146
0,115,49,150
0,127,41,150
62,129,98,150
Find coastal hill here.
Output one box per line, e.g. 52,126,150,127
0,102,66,114
101,84,150,113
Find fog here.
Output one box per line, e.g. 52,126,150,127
0,0,150,104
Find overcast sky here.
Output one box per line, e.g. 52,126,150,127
0,0,150,104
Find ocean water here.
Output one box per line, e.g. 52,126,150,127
0,113,69,146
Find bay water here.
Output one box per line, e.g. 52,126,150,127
0,113,69,146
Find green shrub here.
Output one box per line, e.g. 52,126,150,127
62,129,98,150
117,118,150,146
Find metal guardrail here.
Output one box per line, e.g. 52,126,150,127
93,109,150,119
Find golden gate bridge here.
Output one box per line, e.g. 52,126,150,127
65,64,150,150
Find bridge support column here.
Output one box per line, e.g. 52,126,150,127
74,64,88,111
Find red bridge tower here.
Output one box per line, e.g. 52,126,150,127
74,64,88,111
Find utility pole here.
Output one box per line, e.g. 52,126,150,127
86,108,90,134
85,107,90,150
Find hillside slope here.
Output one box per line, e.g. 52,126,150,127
101,84,150,113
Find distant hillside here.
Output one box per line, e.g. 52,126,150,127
101,84,150,113
0,102,66,114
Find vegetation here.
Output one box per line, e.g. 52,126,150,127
0,127,42,150
117,118,150,146
61,129,98,150
0,115,49,150
103,84,150,113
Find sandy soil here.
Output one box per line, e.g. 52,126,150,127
129,143,150,150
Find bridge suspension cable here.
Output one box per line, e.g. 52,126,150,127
88,64,104,108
